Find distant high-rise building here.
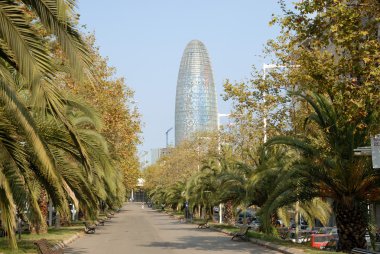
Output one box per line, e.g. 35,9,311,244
175,40,218,145
150,147,171,164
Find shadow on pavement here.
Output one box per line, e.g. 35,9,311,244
159,227,207,232
141,235,276,254
64,247,88,254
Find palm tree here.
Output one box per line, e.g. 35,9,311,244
42,98,127,215
149,186,166,208
265,92,380,251
0,112,35,248
276,198,332,229
211,146,282,226
163,182,186,211
185,159,221,219
0,0,93,178
0,0,93,248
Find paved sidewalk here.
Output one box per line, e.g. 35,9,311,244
208,226,305,254
65,203,282,254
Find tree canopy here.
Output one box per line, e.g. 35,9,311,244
0,1,141,249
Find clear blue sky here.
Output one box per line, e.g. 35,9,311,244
77,1,293,163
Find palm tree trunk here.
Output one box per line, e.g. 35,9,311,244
335,202,367,252
31,190,48,234
223,200,234,225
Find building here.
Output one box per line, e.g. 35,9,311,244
150,147,171,164
175,40,218,146
131,178,146,202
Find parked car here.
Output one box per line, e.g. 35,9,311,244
236,211,255,224
316,227,337,235
275,219,283,227
289,230,313,243
249,218,261,230
310,234,336,249
324,237,339,251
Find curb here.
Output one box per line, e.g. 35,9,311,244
54,231,84,250
210,226,305,254
248,238,305,254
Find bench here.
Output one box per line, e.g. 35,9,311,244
34,239,63,254
106,213,113,220
83,222,96,234
95,219,105,226
351,248,379,254
197,219,209,229
231,225,251,241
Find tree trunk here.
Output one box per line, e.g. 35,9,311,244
223,200,234,225
59,211,70,226
335,202,367,252
31,190,48,234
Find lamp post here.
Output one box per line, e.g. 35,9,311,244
165,127,173,148
263,63,300,238
217,113,230,224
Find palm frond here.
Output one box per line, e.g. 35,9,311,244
0,1,53,83
266,135,317,157
0,77,67,211
0,39,17,69
0,114,45,225
67,98,102,128
0,168,17,249
298,198,332,227
22,0,92,81
292,91,328,129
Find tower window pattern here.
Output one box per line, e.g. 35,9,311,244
175,40,218,146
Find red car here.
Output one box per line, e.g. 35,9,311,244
311,234,336,249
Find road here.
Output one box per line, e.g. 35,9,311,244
65,203,281,254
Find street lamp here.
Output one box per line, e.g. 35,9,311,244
216,113,231,224
262,63,300,238
165,127,173,148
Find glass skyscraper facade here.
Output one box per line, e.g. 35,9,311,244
175,40,218,146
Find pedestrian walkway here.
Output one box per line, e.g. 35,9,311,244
65,203,282,254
